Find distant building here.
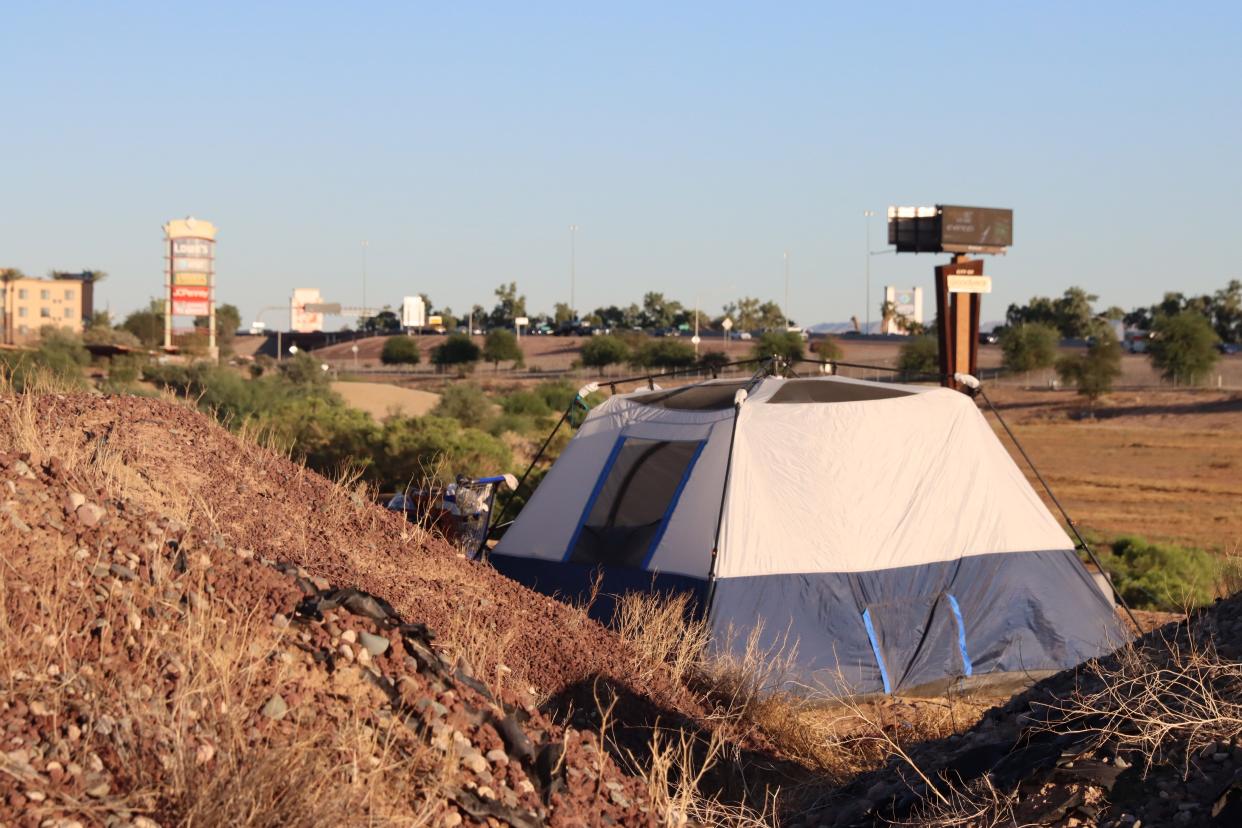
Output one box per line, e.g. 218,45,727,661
1,273,86,345
882,286,924,335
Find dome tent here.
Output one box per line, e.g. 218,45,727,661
489,373,1125,695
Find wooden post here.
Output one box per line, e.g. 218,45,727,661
935,255,985,392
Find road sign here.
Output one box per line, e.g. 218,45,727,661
514,317,529,326
172,285,210,301
947,275,993,294
171,299,209,317
350,344,359,354
721,318,734,331
690,335,701,345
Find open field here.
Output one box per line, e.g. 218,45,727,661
313,338,1242,551
985,387,1242,552
329,380,439,419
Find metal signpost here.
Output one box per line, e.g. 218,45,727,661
887,205,1012,391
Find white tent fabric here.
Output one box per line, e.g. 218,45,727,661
490,374,1125,694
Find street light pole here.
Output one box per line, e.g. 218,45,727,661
361,240,369,322
863,210,876,334
783,250,790,329
569,224,578,317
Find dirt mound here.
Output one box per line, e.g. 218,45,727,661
0,450,661,825
0,393,700,710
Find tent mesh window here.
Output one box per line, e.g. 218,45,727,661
628,380,749,411
766,379,916,404
567,437,702,568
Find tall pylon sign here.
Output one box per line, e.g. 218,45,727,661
163,217,218,359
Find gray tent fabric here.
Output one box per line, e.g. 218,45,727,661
492,375,1126,695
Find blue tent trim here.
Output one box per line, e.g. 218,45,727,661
861,608,892,694
946,593,973,677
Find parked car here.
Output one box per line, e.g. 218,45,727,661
738,331,752,341
978,331,999,345
1218,342,1241,355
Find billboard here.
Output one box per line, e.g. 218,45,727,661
401,295,426,328
887,205,1013,254
291,288,325,333
939,206,1013,251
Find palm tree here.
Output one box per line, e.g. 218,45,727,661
1,268,25,346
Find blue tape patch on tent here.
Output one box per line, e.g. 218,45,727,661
860,608,892,694
641,440,707,568
946,593,973,677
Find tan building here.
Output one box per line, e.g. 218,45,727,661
1,274,85,345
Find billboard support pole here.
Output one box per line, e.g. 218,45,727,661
934,260,953,388
935,254,984,392
163,237,173,351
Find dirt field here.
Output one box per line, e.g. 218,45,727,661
318,331,1242,551
329,380,439,419
984,388,1242,552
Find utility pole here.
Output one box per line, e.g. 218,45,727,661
863,210,876,335
569,224,578,318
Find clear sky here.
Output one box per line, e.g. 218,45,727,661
2,2,1238,330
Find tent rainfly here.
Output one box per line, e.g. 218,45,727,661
490,374,1126,695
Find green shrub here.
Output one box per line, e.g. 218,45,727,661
381,336,421,366
486,413,541,438
753,330,804,361
812,337,842,362
1056,326,1122,403
0,328,90,391
533,379,579,412
106,354,145,386
501,389,553,418
482,329,523,369
581,335,630,374
698,351,730,373
376,415,512,484
1148,310,1220,385
431,383,492,428
1000,323,1059,373
633,338,696,369
431,333,481,371
278,352,331,386
897,336,938,376
1097,535,1223,611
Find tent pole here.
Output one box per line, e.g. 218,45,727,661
977,385,1142,634
704,388,748,623
486,395,582,551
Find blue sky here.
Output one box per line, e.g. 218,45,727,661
1,2,1238,329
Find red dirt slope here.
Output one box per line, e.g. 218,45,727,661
3,393,703,714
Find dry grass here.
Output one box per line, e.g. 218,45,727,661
610,589,992,818
1036,630,1242,779
637,727,774,827
890,776,1021,828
